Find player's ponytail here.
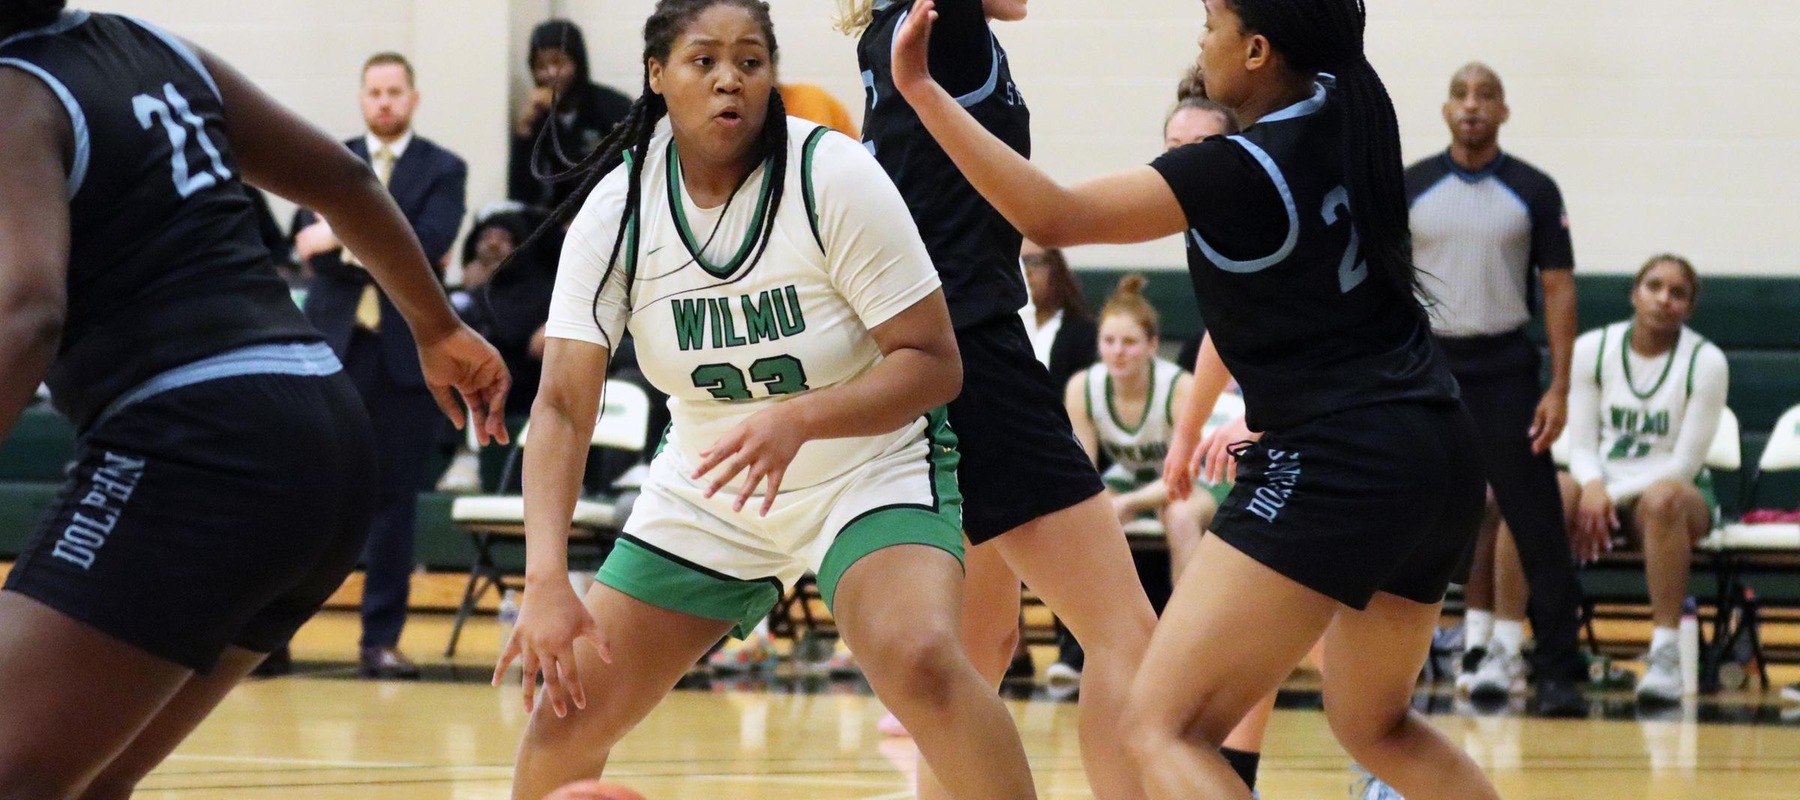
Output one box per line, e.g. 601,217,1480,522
1101,274,1160,341
833,0,875,35
1228,0,1426,314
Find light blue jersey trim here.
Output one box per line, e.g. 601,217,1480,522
0,58,90,196
0,9,89,48
1257,81,1329,124
1189,135,1299,273
890,9,1002,108
91,342,343,429
952,36,1002,108
120,16,221,101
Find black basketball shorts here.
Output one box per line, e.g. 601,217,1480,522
947,316,1105,545
1209,400,1485,609
4,342,377,672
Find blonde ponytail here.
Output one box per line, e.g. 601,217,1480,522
834,0,875,35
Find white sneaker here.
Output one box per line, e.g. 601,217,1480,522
1468,641,1526,700
435,451,482,492
1453,646,1486,694
1352,766,1405,800
1044,661,1082,686
1634,642,1683,705
1780,683,1800,705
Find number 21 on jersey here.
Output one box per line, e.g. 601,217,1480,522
133,82,231,198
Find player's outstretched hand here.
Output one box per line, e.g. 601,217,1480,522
495,581,611,717
692,403,807,516
417,323,511,446
890,0,941,99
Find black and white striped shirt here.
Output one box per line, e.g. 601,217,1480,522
1406,151,1573,338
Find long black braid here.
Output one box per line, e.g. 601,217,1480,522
503,0,788,348
1227,0,1427,313
0,0,65,31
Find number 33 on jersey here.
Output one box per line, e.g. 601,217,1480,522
545,118,944,492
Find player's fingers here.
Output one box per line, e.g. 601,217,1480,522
559,647,588,711
760,465,785,516
541,652,573,718
703,454,748,500
581,628,613,665
521,649,542,714
692,434,744,482
492,636,520,686
482,377,510,443
430,384,466,430
733,464,763,513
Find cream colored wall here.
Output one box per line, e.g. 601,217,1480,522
82,0,511,250
80,1,1800,276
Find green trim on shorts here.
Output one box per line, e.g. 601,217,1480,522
597,537,781,640
816,408,965,609
1697,468,1720,527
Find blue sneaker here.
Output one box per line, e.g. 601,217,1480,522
1351,765,1404,800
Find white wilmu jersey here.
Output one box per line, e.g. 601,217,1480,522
1083,357,1184,483
547,118,941,491
1584,321,1720,476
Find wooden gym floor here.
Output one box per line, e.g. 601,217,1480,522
114,609,1800,799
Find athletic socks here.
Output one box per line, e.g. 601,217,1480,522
1464,609,1494,649
1491,619,1526,654
1221,746,1261,791
1650,626,1679,653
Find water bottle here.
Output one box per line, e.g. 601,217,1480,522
1678,596,1699,697
499,589,522,682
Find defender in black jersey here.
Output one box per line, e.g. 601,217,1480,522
850,3,1157,798
0,4,508,796
891,0,1501,797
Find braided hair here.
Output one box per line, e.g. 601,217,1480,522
507,0,788,348
0,0,65,31
1225,0,1425,311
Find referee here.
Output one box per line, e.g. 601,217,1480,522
1406,62,1587,717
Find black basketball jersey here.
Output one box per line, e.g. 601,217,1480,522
1149,81,1458,431
0,11,320,430
858,1,1030,329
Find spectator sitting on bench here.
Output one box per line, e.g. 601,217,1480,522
1558,254,1729,705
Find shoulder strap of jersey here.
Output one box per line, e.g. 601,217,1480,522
799,124,831,256
1685,334,1712,399
1082,365,1097,425
1594,324,1609,386
1163,361,1181,426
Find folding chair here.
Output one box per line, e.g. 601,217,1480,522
1699,404,1800,689
443,380,652,656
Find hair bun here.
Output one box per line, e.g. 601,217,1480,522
1116,274,1148,297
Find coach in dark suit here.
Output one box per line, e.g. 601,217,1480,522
292,52,466,679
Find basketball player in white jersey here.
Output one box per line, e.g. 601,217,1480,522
1561,254,1728,705
1067,275,1217,577
494,3,1034,798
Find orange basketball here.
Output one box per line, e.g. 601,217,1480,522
544,779,647,800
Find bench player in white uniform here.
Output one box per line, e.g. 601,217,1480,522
1067,276,1224,578
1559,254,1728,705
495,3,1035,799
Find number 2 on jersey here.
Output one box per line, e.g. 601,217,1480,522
692,356,810,401
133,83,231,198
1321,186,1368,293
